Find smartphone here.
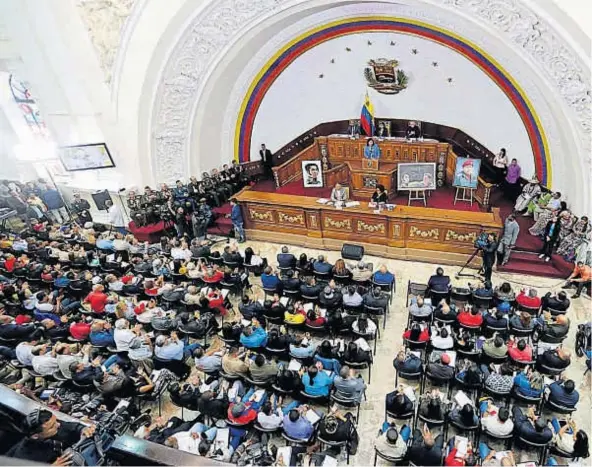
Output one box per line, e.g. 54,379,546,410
40,389,56,400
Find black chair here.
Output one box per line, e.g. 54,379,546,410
511,387,543,410
344,360,372,384
299,390,329,407
372,280,395,305
444,417,479,443
282,432,312,446
330,391,363,423
385,407,415,424
472,294,492,310
546,306,567,316
515,436,548,465
317,437,350,464
394,368,423,387
283,289,301,301
536,361,564,376
313,270,332,283
451,289,471,307
456,348,481,361
373,446,405,466
254,422,280,435
364,304,387,330
517,303,541,316
543,397,576,415
480,426,513,450
430,290,450,306
334,273,351,286
509,326,535,338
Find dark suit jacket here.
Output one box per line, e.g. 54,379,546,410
260,149,273,165
313,261,333,274
544,221,561,245
428,275,451,293
539,349,570,369
282,277,301,291
542,294,570,311
277,253,296,269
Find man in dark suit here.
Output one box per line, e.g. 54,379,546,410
259,143,273,179
282,270,300,291
540,215,561,262
363,287,388,312
427,267,451,293
548,379,579,408
312,255,332,274
542,291,570,312
481,233,498,282
393,350,422,374
277,246,296,269
538,347,571,370
512,406,553,444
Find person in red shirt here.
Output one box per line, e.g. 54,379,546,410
70,317,91,340
83,284,108,314
445,437,476,466
227,400,258,425
3,254,16,272
403,322,430,342
202,266,223,284
14,314,33,325
206,288,228,316
507,338,534,363
457,307,483,327
516,288,541,309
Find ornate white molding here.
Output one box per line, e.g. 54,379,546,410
443,0,591,136
76,0,137,83
152,0,591,182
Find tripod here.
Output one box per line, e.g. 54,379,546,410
455,247,484,280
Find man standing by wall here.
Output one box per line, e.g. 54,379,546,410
229,198,246,243
259,143,273,179
497,214,520,267
105,200,126,235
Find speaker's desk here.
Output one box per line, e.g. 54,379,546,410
236,188,502,266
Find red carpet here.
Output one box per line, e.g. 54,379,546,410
245,179,575,279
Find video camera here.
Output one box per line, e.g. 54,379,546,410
474,231,490,249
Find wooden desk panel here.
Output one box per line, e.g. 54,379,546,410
236,188,502,266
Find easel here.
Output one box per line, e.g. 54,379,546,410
454,187,474,206
408,189,427,206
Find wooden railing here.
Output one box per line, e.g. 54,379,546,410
272,144,320,187
324,163,350,188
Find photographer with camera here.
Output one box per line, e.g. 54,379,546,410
7,408,96,465
475,232,498,282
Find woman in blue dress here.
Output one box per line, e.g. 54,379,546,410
364,138,381,159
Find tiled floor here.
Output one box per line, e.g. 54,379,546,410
158,239,592,465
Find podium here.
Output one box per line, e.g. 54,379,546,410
364,158,379,170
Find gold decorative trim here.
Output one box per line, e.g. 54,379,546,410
308,214,318,229
249,209,274,222
393,224,401,238
409,226,439,239
278,212,304,225
324,217,352,230
357,220,385,234
445,230,477,243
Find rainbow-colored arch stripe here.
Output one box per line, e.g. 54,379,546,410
235,17,551,186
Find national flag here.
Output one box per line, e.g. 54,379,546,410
360,91,374,136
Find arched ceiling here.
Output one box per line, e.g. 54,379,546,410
112,0,591,213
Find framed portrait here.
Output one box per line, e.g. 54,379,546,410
58,143,115,172
397,162,436,190
452,157,481,189
302,160,323,188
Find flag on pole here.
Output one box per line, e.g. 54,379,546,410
360,91,375,136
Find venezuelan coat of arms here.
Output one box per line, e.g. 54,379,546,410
364,58,409,95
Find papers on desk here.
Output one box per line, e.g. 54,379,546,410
316,198,330,204
354,337,371,352
345,201,360,208
455,436,469,457
303,303,314,312
276,446,292,466
280,296,289,306
454,390,474,408
330,338,345,353
252,389,266,402
288,359,302,371
305,409,321,425
215,427,229,449
322,455,338,467
403,385,416,402
445,351,457,367
203,287,230,299
516,463,536,467
241,319,251,327
497,451,513,460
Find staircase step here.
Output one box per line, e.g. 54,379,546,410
497,261,565,279
509,251,546,264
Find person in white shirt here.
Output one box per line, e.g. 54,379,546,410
431,326,454,350
257,400,284,429
343,286,363,307
164,422,218,456
105,200,126,235
112,233,131,252
492,148,508,183
31,345,59,376
113,318,137,351
480,400,514,436
330,183,348,206
16,342,37,366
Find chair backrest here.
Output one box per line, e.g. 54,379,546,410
546,307,567,315
364,304,385,315
472,294,492,309
545,399,575,413
517,436,548,449
518,303,540,315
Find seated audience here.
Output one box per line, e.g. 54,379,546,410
426,353,454,380
374,423,411,459
516,288,541,309
480,400,514,436
548,379,579,408
427,267,451,293
512,406,553,444
393,349,423,374
483,335,508,359
513,367,544,398
403,322,429,343
407,424,444,466
301,364,334,397
542,291,570,312
409,295,433,319
333,366,365,402
312,255,332,274
494,282,516,302
372,264,394,285
507,338,534,363
448,403,479,427
351,261,372,282
482,362,514,394
457,306,483,327
342,286,363,307
538,347,571,370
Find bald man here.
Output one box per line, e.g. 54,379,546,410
538,347,571,370
539,312,570,341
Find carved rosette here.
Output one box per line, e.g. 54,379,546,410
249,208,274,222
445,230,477,243
409,226,439,239
324,217,352,230
357,220,386,234
278,212,304,225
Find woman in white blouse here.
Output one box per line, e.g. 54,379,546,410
492,148,509,183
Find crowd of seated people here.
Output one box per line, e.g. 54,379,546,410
378,267,589,466
0,230,399,465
